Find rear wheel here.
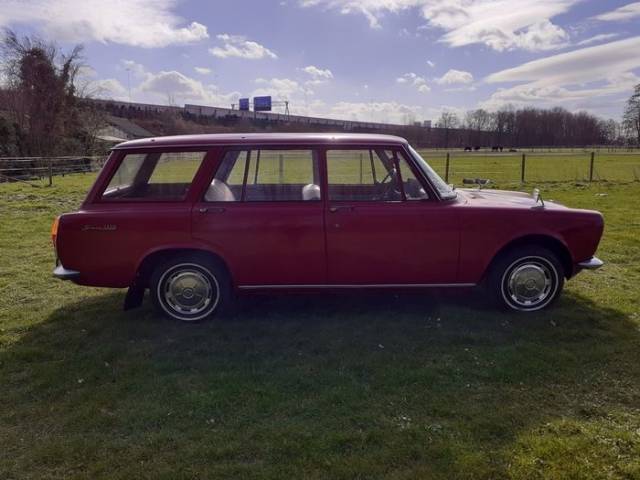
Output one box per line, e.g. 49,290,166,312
488,246,564,312
150,255,230,322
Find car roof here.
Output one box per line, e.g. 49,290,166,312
112,132,409,150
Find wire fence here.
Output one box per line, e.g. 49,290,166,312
1,151,640,187
0,156,107,186
422,151,640,185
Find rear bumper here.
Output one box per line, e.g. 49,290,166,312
577,256,604,270
53,264,80,281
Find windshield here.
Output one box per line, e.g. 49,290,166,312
408,146,457,200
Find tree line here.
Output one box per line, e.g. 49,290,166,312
431,106,633,149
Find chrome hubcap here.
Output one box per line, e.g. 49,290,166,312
164,269,213,316
507,262,553,307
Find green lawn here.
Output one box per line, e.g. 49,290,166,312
1,172,640,479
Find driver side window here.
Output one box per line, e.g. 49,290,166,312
326,149,409,201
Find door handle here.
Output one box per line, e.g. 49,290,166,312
329,206,354,213
198,207,225,214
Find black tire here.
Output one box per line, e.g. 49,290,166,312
487,245,564,312
149,254,231,322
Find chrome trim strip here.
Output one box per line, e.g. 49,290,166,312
53,265,80,280
577,256,604,270
238,283,476,290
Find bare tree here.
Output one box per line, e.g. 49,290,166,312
623,84,640,145
464,109,492,146
493,107,514,146
436,111,459,148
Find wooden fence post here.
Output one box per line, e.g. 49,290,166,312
521,153,526,183
48,158,53,186
589,151,595,182
445,152,450,183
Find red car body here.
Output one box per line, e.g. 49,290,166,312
53,133,604,316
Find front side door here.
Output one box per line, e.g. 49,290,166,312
324,147,460,285
192,147,326,286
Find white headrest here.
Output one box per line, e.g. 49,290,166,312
302,183,321,201
205,179,235,202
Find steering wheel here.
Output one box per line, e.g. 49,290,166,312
378,170,393,185
376,169,401,201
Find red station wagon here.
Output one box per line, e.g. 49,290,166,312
51,133,604,321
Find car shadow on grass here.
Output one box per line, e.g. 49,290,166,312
1,289,639,478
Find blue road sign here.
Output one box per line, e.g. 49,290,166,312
253,96,272,111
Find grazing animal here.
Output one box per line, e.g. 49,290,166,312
474,146,481,151
499,146,504,152
491,146,499,152
464,146,472,151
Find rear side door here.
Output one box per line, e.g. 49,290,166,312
192,146,326,287
323,147,460,285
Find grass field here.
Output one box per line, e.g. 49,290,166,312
1,170,640,479
419,151,640,185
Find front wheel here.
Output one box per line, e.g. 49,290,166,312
150,255,230,322
488,246,564,312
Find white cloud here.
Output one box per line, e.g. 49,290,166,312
323,101,424,124
121,60,147,78
435,69,473,85
252,77,310,99
396,72,430,92
576,33,619,47
0,0,208,47
91,78,129,100
482,37,640,112
136,69,240,105
486,36,640,86
302,65,334,80
301,65,334,86
592,2,640,22
299,0,577,51
139,70,208,100
426,60,435,67
479,76,639,112
194,67,212,75
298,0,417,28
210,34,277,59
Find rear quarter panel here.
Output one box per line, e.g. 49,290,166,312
56,204,193,287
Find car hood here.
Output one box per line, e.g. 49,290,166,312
457,188,565,209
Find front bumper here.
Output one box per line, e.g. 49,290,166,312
53,264,80,281
577,256,604,270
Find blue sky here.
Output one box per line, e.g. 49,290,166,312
2,0,640,123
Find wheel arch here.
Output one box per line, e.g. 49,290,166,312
135,247,233,288
485,234,574,281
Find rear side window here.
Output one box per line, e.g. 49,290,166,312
205,149,320,202
102,151,206,200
